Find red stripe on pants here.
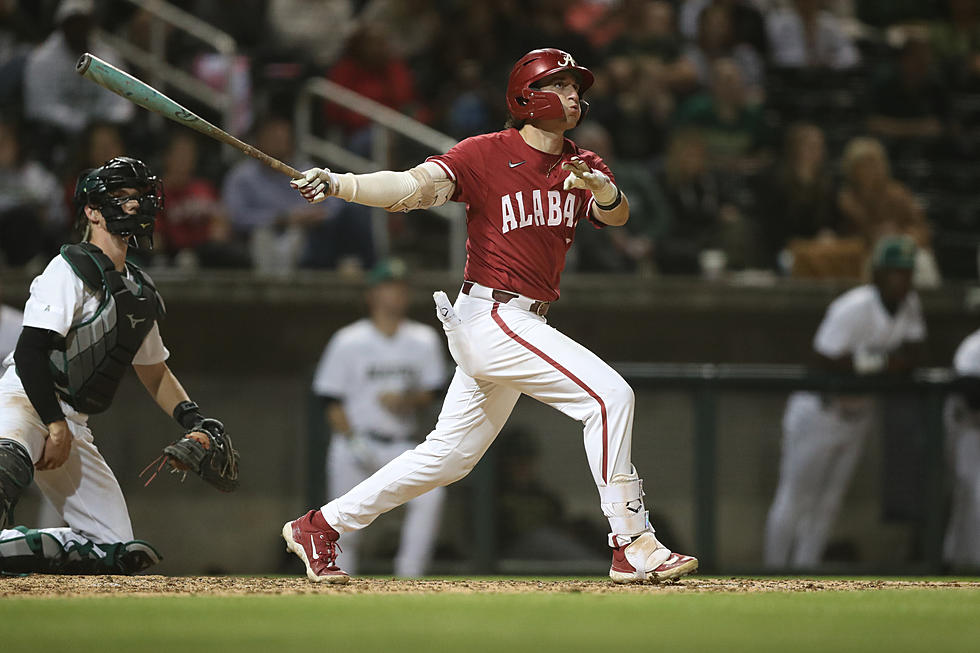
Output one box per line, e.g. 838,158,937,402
490,303,609,483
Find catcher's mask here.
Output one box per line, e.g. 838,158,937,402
74,156,163,250
506,48,594,125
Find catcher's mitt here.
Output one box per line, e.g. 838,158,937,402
141,417,240,492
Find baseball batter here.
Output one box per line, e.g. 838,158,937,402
0,157,233,574
943,329,980,568
314,259,447,576
283,48,697,584
764,235,926,569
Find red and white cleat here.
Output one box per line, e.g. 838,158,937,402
609,532,698,584
282,509,350,584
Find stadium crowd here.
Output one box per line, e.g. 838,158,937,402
0,0,979,283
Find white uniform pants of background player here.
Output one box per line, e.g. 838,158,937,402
942,397,980,568
322,290,643,546
0,372,135,552
328,434,445,576
764,393,873,568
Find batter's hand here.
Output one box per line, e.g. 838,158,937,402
290,167,335,204
36,420,72,471
561,156,617,205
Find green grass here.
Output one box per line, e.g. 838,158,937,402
1,582,979,653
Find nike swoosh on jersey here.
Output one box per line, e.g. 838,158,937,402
507,161,526,168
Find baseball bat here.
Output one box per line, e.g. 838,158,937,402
75,53,302,178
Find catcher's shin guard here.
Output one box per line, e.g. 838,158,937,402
61,539,162,575
0,440,34,530
0,527,66,574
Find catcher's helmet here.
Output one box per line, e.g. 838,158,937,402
74,156,163,250
506,48,594,123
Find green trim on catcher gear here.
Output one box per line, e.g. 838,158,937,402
0,528,162,575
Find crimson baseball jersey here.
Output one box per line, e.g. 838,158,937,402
427,128,612,302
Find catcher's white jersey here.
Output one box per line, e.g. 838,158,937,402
313,318,446,438
0,253,169,550
765,284,926,568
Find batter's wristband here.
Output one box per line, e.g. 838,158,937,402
173,400,204,429
594,187,622,211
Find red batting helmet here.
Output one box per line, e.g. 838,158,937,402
506,48,595,123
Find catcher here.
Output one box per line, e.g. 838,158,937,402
0,156,238,575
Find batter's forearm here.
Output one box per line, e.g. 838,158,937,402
593,192,630,226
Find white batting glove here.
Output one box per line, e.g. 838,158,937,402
289,167,336,204
561,156,618,206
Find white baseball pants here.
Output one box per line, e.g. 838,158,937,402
322,289,640,540
942,397,980,568
0,373,134,550
764,392,872,568
327,434,445,576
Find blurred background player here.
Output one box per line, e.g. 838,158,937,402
764,234,926,569
0,278,21,363
312,258,447,577
943,328,980,570
0,156,226,574
284,48,697,585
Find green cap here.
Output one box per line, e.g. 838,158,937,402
871,235,917,270
367,258,408,286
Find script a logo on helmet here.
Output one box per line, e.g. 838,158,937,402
558,52,575,68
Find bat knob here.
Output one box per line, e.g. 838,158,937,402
75,53,92,75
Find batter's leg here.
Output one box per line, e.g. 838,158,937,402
482,304,695,582
326,435,370,574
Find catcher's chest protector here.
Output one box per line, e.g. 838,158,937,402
48,243,165,414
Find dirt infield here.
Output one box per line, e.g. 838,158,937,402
1,575,978,597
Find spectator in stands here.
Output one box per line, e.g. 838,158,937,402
837,136,941,285
653,129,757,275
679,0,770,57
156,131,249,269
601,1,699,97
324,24,422,154
765,0,861,70
0,117,64,267
681,2,766,101
673,58,772,175
267,0,355,69
572,122,669,275
0,0,40,113
221,115,330,273
756,123,860,277
868,31,951,144
929,0,980,82
22,0,134,139
588,53,675,162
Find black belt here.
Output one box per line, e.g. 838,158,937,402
461,281,551,317
365,431,407,444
